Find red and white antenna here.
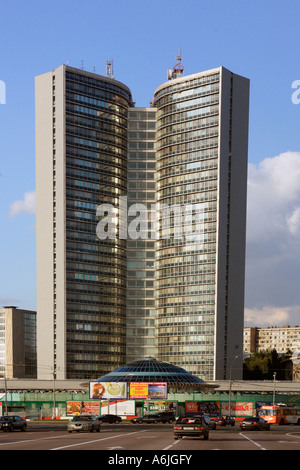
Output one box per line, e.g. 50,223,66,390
168,52,184,80
106,59,114,78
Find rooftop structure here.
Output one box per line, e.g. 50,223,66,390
94,357,216,392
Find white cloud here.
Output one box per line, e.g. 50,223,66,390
244,305,300,327
247,151,300,242
245,151,300,325
286,207,300,235
9,191,36,218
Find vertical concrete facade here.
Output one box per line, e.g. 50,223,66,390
35,70,56,380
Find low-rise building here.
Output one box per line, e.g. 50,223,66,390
244,325,300,355
0,306,37,379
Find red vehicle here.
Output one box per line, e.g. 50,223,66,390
259,405,300,425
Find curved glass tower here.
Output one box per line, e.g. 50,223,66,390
153,66,249,380
36,61,249,382
36,65,133,379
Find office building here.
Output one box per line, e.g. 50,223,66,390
35,60,249,381
0,307,37,379
35,65,133,379
153,62,249,380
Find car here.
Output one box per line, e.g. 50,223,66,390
173,416,209,440
188,413,216,429
240,417,270,431
202,415,217,430
97,414,122,424
130,411,175,424
211,415,235,426
67,415,101,433
0,415,27,432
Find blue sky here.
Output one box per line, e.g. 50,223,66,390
1,0,300,326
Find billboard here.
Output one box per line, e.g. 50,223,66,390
89,382,127,399
221,401,254,417
67,401,100,416
100,400,135,416
129,382,167,399
186,401,220,416
66,400,135,417
142,400,177,414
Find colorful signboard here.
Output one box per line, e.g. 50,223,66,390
142,400,177,414
66,400,135,417
129,382,167,399
67,401,100,416
89,381,127,399
221,401,254,417
186,400,220,416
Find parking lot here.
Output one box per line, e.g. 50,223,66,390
0,421,300,452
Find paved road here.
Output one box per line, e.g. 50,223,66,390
0,422,299,454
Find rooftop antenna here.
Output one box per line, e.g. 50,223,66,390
167,51,184,80
106,59,114,78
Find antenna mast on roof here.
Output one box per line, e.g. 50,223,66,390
106,59,114,78
167,52,184,80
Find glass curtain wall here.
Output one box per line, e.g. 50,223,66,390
0,313,5,378
63,69,132,378
154,73,220,380
24,311,37,378
126,108,157,361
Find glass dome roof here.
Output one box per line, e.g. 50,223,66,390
96,357,206,386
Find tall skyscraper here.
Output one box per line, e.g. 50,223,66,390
35,65,133,379
153,62,249,380
35,60,249,381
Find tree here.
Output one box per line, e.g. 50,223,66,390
243,349,291,380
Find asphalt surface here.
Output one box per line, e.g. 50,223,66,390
0,421,299,455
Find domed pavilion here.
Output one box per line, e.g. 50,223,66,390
94,357,217,393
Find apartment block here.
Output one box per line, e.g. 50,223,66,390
244,326,300,355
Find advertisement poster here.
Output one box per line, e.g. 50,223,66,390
89,381,127,399
67,401,100,416
66,399,134,417
142,400,177,414
130,382,167,399
100,400,135,416
186,401,220,416
221,401,254,417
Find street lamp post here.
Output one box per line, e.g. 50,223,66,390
228,355,239,417
4,374,7,415
53,371,56,420
273,372,277,405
